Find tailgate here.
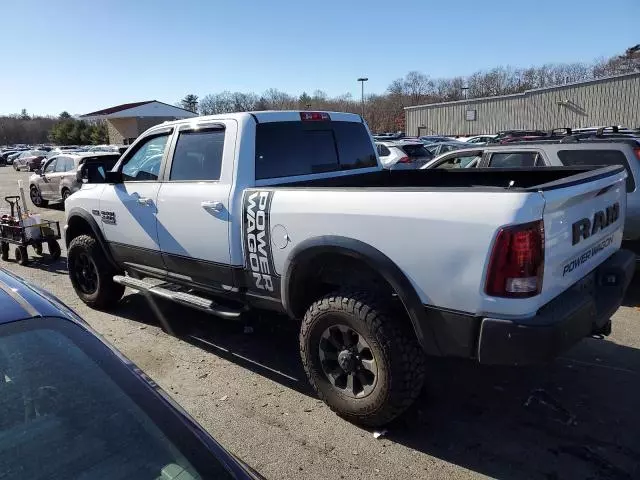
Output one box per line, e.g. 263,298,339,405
541,167,627,302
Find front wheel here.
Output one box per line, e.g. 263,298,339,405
300,290,426,426
68,235,124,309
0,242,9,261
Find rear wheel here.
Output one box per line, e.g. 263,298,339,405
300,290,426,426
62,188,71,203
30,186,48,207
34,242,43,256
0,242,9,261
68,235,124,309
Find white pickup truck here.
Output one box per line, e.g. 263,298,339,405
64,111,635,426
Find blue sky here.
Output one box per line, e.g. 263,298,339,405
1,0,637,116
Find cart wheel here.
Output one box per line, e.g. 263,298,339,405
34,242,43,256
15,246,29,266
0,242,8,261
48,240,61,261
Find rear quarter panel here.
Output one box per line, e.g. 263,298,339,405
250,188,546,316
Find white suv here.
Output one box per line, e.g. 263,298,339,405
375,140,433,169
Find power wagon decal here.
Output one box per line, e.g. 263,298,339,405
242,190,280,298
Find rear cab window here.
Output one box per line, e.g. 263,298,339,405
255,120,377,180
557,149,635,191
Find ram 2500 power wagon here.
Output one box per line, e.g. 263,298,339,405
64,111,635,426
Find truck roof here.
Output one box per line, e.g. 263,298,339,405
154,110,363,130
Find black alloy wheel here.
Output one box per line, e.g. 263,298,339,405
319,324,378,398
72,252,98,294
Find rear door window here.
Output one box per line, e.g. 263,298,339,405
255,121,377,179
488,152,543,167
170,130,225,181
55,157,69,172
557,149,634,191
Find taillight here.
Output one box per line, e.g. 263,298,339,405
634,147,640,161
485,220,544,298
300,112,330,122
397,156,411,163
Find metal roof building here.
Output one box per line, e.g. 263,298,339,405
81,100,196,145
404,72,640,137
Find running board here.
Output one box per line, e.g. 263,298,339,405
113,275,244,320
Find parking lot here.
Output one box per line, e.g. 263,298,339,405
1,165,639,480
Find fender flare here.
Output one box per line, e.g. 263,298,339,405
65,208,118,270
281,236,440,355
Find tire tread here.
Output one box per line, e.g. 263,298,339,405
300,289,425,426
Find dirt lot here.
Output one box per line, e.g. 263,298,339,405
1,166,639,480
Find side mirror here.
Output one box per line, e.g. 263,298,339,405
105,170,123,184
35,169,42,175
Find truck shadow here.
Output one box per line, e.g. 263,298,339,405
621,272,640,307
113,292,640,480
113,293,313,395
389,338,640,480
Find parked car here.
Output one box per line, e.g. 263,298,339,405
418,135,453,144
494,129,547,143
463,135,497,144
6,152,22,165
422,141,468,157
0,150,19,166
12,150,47,171
421,138,640,251
64,110,634,426
0,268,262,479
29,152,121,207
376,140,433,169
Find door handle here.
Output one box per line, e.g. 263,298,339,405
136,197,153,206
201,201,223,212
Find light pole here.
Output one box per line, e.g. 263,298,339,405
357,77,368,118
461,85,469,136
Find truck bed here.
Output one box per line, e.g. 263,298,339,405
283,165,624,191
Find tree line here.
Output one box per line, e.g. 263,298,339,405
0,110,108,146
3,45,638,145
179,44,639,133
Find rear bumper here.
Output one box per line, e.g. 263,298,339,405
477,249,635,365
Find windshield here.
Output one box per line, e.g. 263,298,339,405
0,317,235,480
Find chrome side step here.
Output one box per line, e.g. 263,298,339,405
113,275,244,320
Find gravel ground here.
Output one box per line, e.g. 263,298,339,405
1,166,639,480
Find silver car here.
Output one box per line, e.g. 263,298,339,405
29,152,120,207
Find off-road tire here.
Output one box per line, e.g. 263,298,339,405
300,290,426,426
68,234,124,309
15,246,29,266
0,242,9,261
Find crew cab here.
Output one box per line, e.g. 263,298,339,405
64,111,635,426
